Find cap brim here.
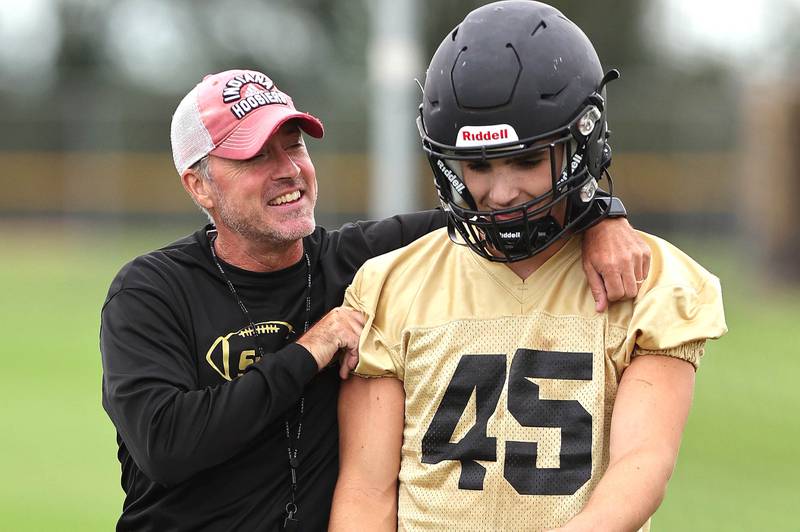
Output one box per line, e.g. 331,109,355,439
210,106,324,160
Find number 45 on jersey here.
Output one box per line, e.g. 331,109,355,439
421,348,593,496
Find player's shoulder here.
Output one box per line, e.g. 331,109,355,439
637,231,718,291
347,227,451,305
607,231,727,356
606,230,724,330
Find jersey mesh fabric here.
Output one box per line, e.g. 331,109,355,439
345,228,726,531
170,86,215,174
397,315,614,531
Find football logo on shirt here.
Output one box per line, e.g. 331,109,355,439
205,321,294,381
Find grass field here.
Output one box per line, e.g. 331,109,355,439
0,220,797,531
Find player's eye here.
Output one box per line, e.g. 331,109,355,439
512,157,545,168
465,160,491,173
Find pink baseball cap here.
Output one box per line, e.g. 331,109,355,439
170,69,324,174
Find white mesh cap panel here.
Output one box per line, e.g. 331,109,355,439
170,86,215,175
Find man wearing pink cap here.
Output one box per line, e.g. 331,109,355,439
100,68,650,530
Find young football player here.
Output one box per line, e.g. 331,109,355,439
329,2,727,530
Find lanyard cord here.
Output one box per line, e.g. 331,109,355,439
207,229,311,525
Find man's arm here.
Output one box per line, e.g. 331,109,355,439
329,376,405,531
101,288,362,486
333,209,651,314
552,354,696,532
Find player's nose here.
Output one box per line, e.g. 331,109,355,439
488,175,523,208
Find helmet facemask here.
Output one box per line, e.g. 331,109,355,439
420,101,613,263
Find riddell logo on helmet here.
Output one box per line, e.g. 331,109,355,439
463,129,507,141
456,124,519,148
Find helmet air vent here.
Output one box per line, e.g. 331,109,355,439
540,84,567,102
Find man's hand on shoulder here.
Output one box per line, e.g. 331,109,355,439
582,217,651,312
296,306,365,378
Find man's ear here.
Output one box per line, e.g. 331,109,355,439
181,167,214,210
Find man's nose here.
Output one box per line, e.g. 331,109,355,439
270,147,301,180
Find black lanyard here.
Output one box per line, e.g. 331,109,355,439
207,229,311,530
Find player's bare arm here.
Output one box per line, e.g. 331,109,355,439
550,354,696,532
582,218,651,312
329,376,405,531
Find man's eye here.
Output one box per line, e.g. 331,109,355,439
285,139,306,151
246,153,269,163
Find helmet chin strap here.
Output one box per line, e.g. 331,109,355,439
485,213,563,258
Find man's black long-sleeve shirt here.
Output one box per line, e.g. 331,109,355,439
100,212,446,531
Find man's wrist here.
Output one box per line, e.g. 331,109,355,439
295,339,326,371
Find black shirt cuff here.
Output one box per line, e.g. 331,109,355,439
247,343,319,392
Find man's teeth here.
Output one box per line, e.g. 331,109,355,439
269,190,301,206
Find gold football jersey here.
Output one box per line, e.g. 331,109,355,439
344,228,727,531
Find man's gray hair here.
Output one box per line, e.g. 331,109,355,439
188,156,214,224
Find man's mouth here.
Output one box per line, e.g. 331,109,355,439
268,190,302,206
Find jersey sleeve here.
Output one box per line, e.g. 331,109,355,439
343,262,406,380
617,236,728,368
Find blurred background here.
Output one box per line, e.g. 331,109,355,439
1,0,797,529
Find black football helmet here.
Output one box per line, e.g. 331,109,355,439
418,0,618,262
